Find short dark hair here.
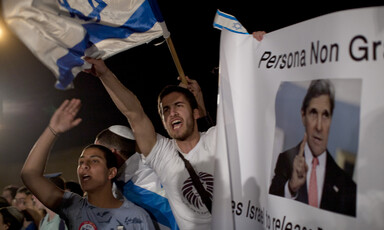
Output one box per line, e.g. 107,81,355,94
157,85,198,116
48,176,65,190
16,186,31,196
95,128,136,159
0,196,9,208
65,181,83,196
2,185,19,200
0,206,24,230
82,144,117,169
301,79,335,115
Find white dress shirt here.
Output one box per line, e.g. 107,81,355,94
284,143,326,204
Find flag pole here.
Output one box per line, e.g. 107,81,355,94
164,36,188,85
148,0,187,85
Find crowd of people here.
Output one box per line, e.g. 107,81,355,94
0,33,269,230
2,26,358,230
0,70,220,229
0,179,83,229
0,74,208,230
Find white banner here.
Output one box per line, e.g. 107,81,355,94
213,6,384,230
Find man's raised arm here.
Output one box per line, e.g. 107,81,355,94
84,57,156,156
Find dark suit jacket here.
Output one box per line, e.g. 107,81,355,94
269,143,356,217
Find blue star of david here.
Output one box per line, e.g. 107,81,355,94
232,22,242,30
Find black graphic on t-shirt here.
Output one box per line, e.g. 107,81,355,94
181,172,214,210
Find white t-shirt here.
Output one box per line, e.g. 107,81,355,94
145,126,217,230
39,213,67,230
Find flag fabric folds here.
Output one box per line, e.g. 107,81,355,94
115,153,179,230
2,0,164,89
213,9,248,34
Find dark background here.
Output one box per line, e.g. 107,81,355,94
0,1,381,189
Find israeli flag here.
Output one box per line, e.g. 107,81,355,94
114,153,179,230
2,0,164,89
213,9,249,34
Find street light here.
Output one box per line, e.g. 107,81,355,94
0,24,6,42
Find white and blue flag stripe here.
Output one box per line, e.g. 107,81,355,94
117,180,179,230
114,152,179,230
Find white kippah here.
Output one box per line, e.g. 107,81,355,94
108,125,135,140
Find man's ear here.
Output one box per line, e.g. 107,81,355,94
301,110,306,126
108,167,117,180
193,108,200,120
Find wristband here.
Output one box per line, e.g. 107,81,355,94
48,126,59,137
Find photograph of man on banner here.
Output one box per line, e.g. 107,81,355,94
269,79,360,217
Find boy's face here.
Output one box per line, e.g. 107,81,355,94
13,192,33,211
2,190,13,206
77,148,115,192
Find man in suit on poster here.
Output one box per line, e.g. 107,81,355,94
269,79,356,217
